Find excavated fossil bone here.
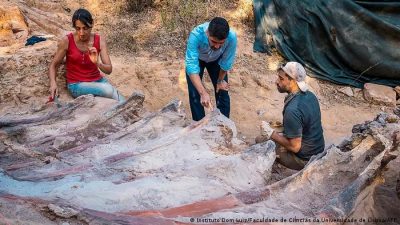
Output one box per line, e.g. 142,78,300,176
0,95,399,224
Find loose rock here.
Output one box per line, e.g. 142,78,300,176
338,86,353,97
363,83,396,107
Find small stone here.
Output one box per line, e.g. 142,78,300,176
53,136,76,149
394,107,400,116
363,83,396,107
338,86,353,97
375,112,387,125
47,204,78,218
256,109,266,116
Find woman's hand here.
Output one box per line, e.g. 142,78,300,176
49,81,58,99
88,47,98,65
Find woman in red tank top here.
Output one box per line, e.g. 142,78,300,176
48,8,124,102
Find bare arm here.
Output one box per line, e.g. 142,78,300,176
189,74,206,95
271,132,302,153
48,37,68,98
189,74,212,109
98,35,112,74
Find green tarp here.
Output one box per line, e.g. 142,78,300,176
253,0,400,87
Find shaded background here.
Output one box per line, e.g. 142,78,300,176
253,0,400,87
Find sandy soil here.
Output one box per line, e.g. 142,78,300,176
107,29,381,147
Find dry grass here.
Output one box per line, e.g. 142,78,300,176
159,0,224,40
99,0,253,55
230,0,254,27
125,0,155,12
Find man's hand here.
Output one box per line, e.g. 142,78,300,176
216,80,229,92
88,47,98,65
49,82,58,99
200,92,213,110
260,121,275,139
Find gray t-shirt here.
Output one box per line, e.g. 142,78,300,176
283,91,325,160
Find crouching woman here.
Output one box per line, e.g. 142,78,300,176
48,8,124,102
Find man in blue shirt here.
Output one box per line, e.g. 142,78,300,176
260,62,325,170
185,17,237,121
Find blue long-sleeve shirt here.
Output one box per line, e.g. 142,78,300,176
185,22,237,75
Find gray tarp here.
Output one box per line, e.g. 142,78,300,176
253,0,400,87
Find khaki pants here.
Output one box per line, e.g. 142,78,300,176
276,146,308,170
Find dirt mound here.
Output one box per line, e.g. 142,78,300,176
0,3,28,47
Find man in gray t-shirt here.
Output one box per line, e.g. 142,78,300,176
260,62,325,170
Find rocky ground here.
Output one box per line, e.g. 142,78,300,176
0,0,399,224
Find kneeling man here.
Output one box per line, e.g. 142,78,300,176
261,62,325,170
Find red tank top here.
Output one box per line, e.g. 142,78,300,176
65,33,102,83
